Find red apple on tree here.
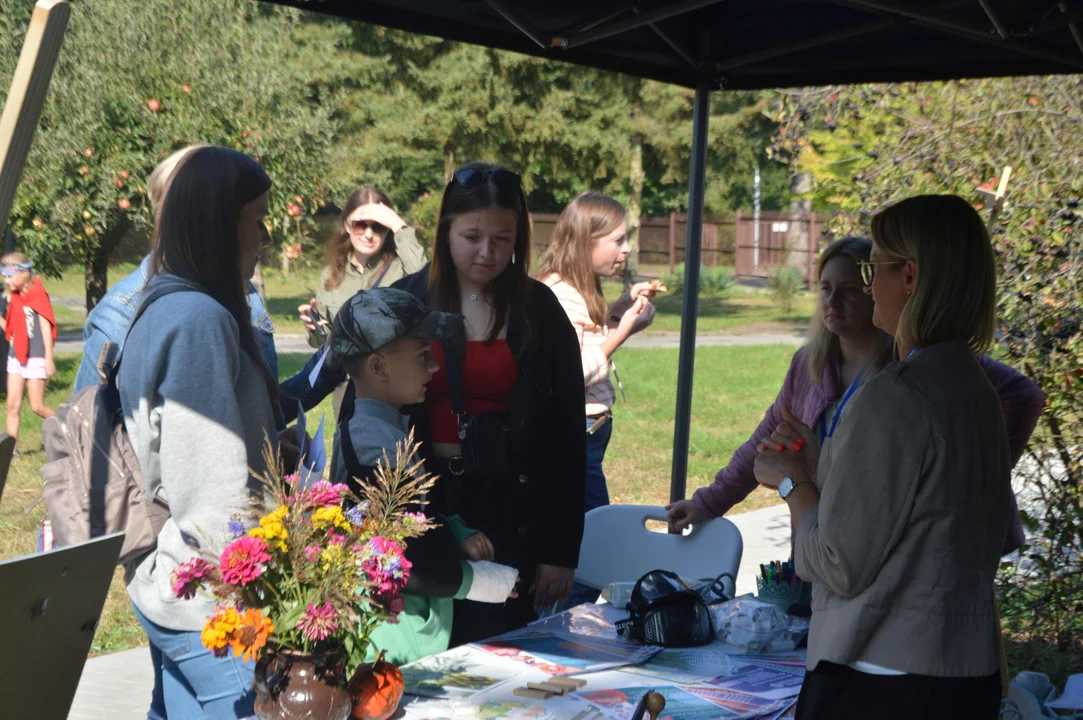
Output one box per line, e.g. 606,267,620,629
121,171,129,179
148,98,161,112
115,178,124,188
84,148,93,158
182,84,191,93
118,198,131,210
32,218,43,229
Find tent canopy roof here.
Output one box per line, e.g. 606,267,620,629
265,0,1083,88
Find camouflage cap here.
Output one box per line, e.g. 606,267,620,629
330,288,462,361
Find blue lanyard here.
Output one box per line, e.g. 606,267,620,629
819,366,864,443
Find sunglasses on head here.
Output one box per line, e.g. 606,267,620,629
346,219,389,235
452,167,522,191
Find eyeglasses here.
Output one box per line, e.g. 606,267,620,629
346,219,388,236
451,167,522,191
858,260,904,285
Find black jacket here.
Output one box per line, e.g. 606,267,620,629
392,266,587,570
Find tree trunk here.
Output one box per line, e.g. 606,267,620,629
443,145,456,183
624,132,645,289
786,172,812,275
84,215,130,312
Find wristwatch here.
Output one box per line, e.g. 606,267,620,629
778,476,808,499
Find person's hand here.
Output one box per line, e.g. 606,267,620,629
666,498,712,534
531,564,574,610
630,281,658,302
277,426,308,471
460,532,495,562
355,203,406,234
762,405,821,476
616,296,648,337
298,298,328,335
44,357,56,379
754,428,812,491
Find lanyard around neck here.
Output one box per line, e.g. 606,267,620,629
820,362,864,443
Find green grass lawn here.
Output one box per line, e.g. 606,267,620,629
48,263,812,338
604,283,814,336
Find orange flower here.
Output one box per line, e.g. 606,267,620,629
229,608,274,662
201,605,241,657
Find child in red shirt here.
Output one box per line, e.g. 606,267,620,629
2,253,57,449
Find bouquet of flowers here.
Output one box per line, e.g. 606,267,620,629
169,432,436,675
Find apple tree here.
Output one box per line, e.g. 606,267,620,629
0,0,337,309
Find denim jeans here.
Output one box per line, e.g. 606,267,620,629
131,602,256,719
584,415,613,513
559,416,614,613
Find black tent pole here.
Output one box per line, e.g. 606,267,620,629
669,76,710,506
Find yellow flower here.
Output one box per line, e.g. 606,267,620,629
312,506,351,532
320,544,347,572
201,606,241,653
249,506,289,551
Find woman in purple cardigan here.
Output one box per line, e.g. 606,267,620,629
667,236,1042,554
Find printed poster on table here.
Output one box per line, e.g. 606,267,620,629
705,658,805,700
401,647,521,699
575,685,793,720
475,630,659,676
622,649,736,685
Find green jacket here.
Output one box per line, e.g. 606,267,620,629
308,226,427,348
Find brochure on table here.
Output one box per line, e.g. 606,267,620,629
397,603,808,720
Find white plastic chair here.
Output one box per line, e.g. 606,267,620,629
575,504,743,598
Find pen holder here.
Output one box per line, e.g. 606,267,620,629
756,576,807,613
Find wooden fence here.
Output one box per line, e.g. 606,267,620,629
533,210,829,288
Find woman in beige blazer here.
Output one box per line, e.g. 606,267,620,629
754,195,1011,720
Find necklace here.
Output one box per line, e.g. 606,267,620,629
468,293,479,301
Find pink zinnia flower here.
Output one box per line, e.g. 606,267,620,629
362,536,411,597
303,481,350,508
297,602,339,641
219,536,271,587
170,558,215,600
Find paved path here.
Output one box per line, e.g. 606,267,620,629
67,503,790,718
57,330,805,356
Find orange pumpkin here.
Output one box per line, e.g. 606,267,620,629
348,659,404,720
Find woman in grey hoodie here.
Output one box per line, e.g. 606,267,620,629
119,147,279,719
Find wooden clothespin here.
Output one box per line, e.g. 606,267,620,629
976,165,1013,230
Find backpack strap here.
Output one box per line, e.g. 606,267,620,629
442,327,467,436
336,380,368,485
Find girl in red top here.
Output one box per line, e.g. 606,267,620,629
2,252,57,448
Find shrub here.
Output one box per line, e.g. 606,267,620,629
767,266,804,316
663,263,735,296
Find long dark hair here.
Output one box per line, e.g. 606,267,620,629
324,187,396,291
428,162,532,344
150,146,280,417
